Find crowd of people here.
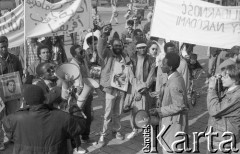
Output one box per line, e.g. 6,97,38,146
0,1,240,154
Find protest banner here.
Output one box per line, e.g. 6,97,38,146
151,0,240,49
0,4,24,48
25,0,93,38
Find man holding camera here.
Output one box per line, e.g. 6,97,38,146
207,63,240,154
97,24,131,147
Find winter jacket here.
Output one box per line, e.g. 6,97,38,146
2,104,86,154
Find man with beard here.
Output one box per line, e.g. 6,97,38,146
33,62,61,107
26,45,53,83
149,52,188,154
97,24,131,147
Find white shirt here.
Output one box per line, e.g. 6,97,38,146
168,72,176,80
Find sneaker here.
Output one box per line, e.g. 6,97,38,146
73,146,86,154
126,131,138,140
115,132,124,140
98,135,106,148
81,138,97,145
0,143,5,151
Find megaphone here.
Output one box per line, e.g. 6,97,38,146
55,63,81,100
77,78,100,108
55,63,80,81
133,110,160,129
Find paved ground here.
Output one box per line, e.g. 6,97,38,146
2,6,238,154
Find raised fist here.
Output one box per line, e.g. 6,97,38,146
102,24,112,36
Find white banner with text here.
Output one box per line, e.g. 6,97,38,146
151,0,240,49
25,0,92,38
0,4,24,48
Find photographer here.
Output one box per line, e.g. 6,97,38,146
207,64,240,153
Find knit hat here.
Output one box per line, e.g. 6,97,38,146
23,84,45,105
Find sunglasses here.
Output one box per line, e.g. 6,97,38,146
46,66,55,73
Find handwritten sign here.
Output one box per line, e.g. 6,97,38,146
151,0,240,49
25,0,92,38
0,4,24,48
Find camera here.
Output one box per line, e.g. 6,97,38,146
215,75,224,98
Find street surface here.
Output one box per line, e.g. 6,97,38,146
2,6,238,154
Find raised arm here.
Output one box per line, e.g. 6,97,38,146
97,35,110,60
97,24,113,60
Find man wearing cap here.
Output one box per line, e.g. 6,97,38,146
2,85,86,154
0,36,23,115
97,24,131,147
124,39,156,140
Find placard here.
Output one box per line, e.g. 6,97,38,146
0,72,22,102
110,61,129,92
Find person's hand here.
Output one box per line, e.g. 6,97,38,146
139,88,147,94
75,86,83,95
209,76,217,89
149,91,160,98
149,108,159,116
135,92,142,101
102,24,112,36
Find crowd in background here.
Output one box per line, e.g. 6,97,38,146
0,0,240,154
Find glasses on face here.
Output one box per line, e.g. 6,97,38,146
46,66,54,73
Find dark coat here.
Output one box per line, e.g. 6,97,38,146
2,104,86,154
0,53,23,77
